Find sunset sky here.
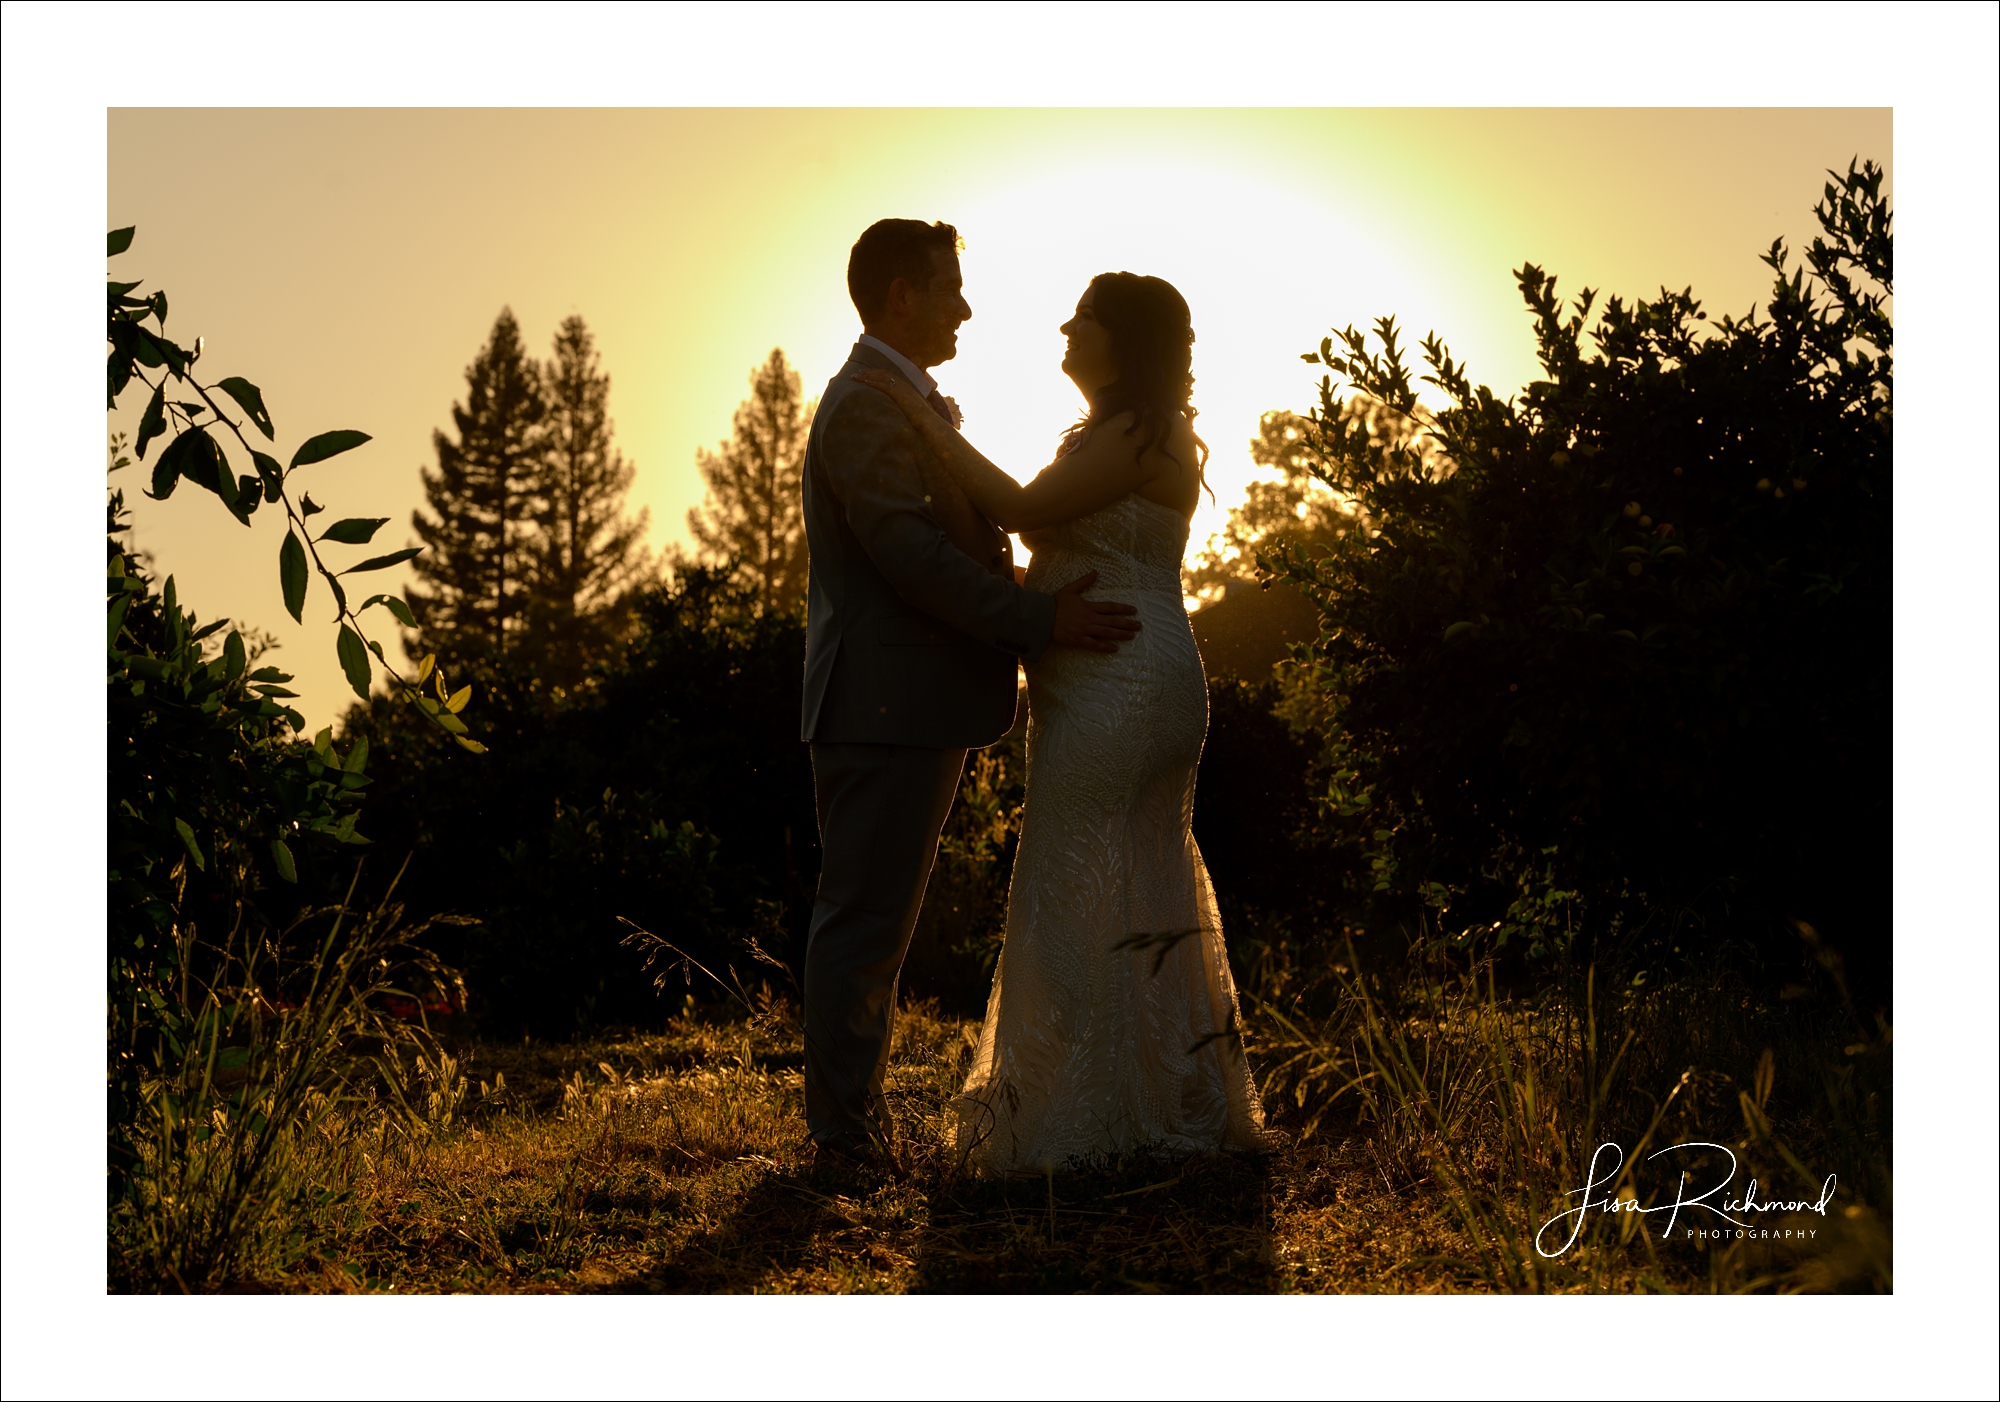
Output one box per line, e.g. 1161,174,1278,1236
108,107,1891,727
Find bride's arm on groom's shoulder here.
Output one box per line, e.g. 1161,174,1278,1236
848,369,1152,532
821,389,1058,659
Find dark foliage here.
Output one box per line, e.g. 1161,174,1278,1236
1268,161,1891,1002
329,619,1346,1031
105,223,455,1218
339,567,820,1036
106,490,376,1199
1191,679,1360,987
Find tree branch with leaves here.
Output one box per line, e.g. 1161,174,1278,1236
107,225,485,753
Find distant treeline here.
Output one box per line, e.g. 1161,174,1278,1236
335,158,1891,1030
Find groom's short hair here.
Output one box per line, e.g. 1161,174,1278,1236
848,219,961,323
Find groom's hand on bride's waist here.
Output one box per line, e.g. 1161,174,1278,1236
1048,570,1140,653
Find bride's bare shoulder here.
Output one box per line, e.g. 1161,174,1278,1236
1139,411,1200,468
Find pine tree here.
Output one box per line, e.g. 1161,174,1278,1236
407,308,547,662
520,315,652,688
687,348,812,614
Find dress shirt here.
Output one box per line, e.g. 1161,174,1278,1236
856,334,939,399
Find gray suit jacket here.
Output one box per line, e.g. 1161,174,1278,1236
800,343,1057,747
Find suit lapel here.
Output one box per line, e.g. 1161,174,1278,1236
844,344,1007,576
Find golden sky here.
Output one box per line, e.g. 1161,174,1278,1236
109,108,1890,728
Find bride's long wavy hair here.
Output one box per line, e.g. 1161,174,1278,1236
1065,271,1210,496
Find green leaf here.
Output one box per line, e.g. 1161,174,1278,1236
173,817,205,870
445,684,472,714
213,454,243,516
1442,621,1477,642
136,326,189,377
252,451,284,500
361,593,417,628
300,492,326,517
289,430,371,470
108,347,134,408
108,595,133,651
336,625,372,699
345,735,370,775
318,517,389,545
452,736,489,755
136,384,168,461
343,547,421,575
168,428,224,495
109,226,135,257
149,426,211,500
279,531,308,622
270,840,298,883
216,377,275,440
224,630,246,681
231,475,262,524
148,453,179,501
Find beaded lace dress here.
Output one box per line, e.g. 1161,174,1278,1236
951,490,1269,1173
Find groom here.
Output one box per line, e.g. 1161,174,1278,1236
799,218,1139,1169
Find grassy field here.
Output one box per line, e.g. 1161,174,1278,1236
282,1002,1461,1294
251,966,1887,1295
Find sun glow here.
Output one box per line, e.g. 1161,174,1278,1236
110,108,1889,728
916,156,1449,564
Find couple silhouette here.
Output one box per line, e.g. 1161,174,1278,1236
799,217,1265,1175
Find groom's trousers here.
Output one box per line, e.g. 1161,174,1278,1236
804,741,967,1148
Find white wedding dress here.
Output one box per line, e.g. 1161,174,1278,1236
951,491,1269,1173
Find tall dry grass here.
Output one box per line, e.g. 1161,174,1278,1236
116,895,1888,1294
1250,924,1891,1293
110,868,468,1292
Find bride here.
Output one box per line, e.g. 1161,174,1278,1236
851,271,1269,1174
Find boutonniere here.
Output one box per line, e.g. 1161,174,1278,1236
940,395,963,430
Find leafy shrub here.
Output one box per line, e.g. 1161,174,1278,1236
1267,161,1892,998
106,226,472,1286
338,567,818,1035
1192,678,1361,996
107,484,375,1202
106,487,473,1288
